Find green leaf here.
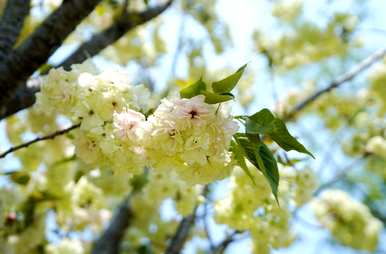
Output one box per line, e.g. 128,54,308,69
233,133,259,166
255,143,279,202
246,108,275,134
180,78,207,99
179,65,246,104
202,91,234,104
270,118,314,158
231,140,256,185
212,64,247,93
233,133,279,201
246,108,314,158
10,172,30,185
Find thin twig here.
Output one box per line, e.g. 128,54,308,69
269,68,279,108
312,155,367,197
286,47,386,119
0,123,80,159
292,154,368,218
159,11,187,100
316,107,365,176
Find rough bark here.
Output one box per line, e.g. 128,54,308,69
0,0,102,114
0,0,31,61
60,0,173,69
0,0,173,120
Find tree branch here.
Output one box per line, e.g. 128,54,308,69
0,0,31,61
92,170,149,254
164,206,197,254
369,205,386,225
212,236,234,254
0,0,102,113
286,47,386,119
0,78,40,120
60,0,173,69
212,231,243,254
0,123,80,159
0,0,173,120
92,195,134,254
312,155,367,197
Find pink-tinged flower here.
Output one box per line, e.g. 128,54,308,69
113,109,145,140
174,95,211,123
223,120,239,136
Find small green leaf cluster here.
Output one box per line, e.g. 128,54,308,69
180,64,247,104
179,65,313,198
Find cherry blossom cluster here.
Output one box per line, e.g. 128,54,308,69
35,63,238,184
